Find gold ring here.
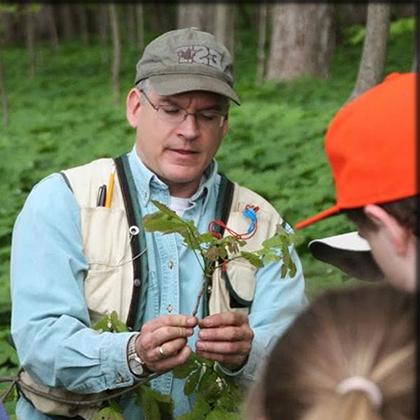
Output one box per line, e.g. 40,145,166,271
158,345,167,359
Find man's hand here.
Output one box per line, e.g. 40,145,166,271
136,315,198,373
195,312,254,370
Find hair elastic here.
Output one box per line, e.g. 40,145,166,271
336,376,382,409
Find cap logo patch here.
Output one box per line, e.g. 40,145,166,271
176,46,222,71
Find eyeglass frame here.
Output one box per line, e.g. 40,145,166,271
138,89,227,129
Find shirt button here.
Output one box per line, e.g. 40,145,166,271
134,278,141,287
168,260,174,269
167,304,173,313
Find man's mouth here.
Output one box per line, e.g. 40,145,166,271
170,148,198,155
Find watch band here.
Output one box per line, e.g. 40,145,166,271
127,333,149,378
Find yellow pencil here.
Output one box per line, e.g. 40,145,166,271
104,171,115,208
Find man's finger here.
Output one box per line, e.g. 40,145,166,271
146,326,194,348
195,339,251,355
141,315,198,333
194,350,245,367
150,345,192,372
199,311,247,328
198,325,253,342
148,337,188,362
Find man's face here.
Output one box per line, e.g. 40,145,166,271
126,88,228,197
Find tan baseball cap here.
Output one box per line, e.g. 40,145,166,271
134,27,240,105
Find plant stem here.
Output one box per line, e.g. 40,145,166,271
191,270,213,317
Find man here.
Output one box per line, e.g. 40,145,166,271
295,72,417,291
11,28,306,418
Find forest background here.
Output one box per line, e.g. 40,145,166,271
0,3,416,417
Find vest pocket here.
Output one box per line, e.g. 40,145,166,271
224,259,257,308
80,207,133,324
84,265,129,324
209,259,257,315
80,207,131,266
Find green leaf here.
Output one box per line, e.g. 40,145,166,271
0,340,17,366
143,201,202,251
93,406,124,420
205,409,239,420
239,251,263,268
139,386,161,420
145,387,172,405
176,394,210,420
110,311,128,332
183,367,201,396
172,357,197,379
92,314,112,332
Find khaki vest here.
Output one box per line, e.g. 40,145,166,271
19,157,283,418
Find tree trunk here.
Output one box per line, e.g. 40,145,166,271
348,3,391,102
336,3,367,26
109,3,121,104
125,5,136,45
177,3,215,32
0,50,8,127
24,8,36,79
75,5,89,46
60,4,74,40
256,3,268,85
213,4,235,53
45,5,59,50
266,4,335,82
94,5,109,65
411,48,417,73
96,4,108,44
136,4,145,53
0,11,15,46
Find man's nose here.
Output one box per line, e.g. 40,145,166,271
177,113,200,140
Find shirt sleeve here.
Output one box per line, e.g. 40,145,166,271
10,174,136,393
217,228,308,385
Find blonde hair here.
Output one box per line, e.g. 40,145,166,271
256,284,415,420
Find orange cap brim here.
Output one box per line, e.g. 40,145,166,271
295,205,341,230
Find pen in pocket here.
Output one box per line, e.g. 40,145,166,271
96,184,107,207
104,171,115,208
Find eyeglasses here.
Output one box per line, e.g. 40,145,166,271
139,89,226,129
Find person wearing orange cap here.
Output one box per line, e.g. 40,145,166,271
295,72,418,292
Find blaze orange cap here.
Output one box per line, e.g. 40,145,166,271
296,72,417,230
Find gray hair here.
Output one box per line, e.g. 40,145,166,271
136,79,153,94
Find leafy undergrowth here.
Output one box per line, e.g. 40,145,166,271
0,19,414,416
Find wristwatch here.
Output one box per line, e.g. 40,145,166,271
127,333,148,378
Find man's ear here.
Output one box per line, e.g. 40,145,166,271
364,204,411,255
126,88,141,128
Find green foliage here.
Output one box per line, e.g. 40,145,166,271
0,20,414,416
144,200,296,280
343,17,415,46
0,331,18,367
173,354,241,420
93,401,125,420
92,311,128,333
143,201,293,418
136,385,173,420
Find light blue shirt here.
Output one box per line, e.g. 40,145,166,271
11,149,307,419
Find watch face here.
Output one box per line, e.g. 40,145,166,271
128,357,144,376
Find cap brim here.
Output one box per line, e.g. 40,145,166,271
309,231,384,282
295,205,340,230
149,74,241,105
